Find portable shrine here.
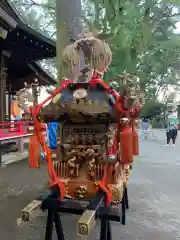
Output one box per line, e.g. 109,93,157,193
20,28,142,240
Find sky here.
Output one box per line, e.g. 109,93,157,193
175,22,180,32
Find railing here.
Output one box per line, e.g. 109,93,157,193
0,121,34,139
0,121,48,166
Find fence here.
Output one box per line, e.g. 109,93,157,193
0,121,35,165
0,121,33,139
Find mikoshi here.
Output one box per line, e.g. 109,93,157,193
22,30,142,240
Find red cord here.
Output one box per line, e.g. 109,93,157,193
29,83,71,200
115,96,132,116
95,164,113,207
90,78,119,99
31,77,123,204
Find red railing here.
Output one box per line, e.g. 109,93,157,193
0,121,34,139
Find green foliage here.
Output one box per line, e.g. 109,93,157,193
11,0,56,37
88,0,180,103
10,0,180,109
141,100,165,118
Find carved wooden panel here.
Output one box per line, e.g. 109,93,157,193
61,124,107,145
53,120,124,201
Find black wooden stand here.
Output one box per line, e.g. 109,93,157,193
121,186,129,225
39,185,129,240
45,210,64,240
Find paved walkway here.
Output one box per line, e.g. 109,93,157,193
1,150,28,166
0,130,180,240
1,139,29,166
0,160,48,240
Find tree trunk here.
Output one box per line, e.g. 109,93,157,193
56,0,82,85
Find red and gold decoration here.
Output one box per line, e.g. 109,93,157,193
23,29,142,206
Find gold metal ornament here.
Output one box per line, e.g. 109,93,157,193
75,186,88,199
77,210,96,237
17,86,34,113
73,89,88,100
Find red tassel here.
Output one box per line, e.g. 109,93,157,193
131,120,139,156
29,135,40,168
132,129,139,156
119,125,133,164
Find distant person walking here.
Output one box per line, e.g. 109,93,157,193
165,110,179,147
141,117,150,139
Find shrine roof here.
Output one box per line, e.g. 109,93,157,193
0,0,57,92
28,62,56,85
0,6,17,30
7,61,57,94
0,0,56,61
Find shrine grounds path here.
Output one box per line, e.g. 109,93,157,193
0,130,180,240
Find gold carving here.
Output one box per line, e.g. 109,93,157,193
53,117,132,201
75,186,88,199
125,165,131,181
17,87,34,113
109,179,124,203
69,100,109,115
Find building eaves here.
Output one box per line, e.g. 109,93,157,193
0,6,17,29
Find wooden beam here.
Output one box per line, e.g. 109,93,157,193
8,84,11,121
0,55,7,122
32,85,38,106
0,6,17,29
16,199,42,225
20,200,42,221
0,26,8,39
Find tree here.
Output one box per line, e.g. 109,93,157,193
141,100,165,118
10,0,180,103
10,0,83,84
87,1,180,92
10,0,57,80
86,0,180,118
55,0,82,84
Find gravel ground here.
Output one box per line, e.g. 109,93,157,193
0,130,180,240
